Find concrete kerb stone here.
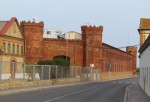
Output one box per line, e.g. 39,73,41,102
100,76,137,83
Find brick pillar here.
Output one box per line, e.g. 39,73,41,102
81,25,103,69
126,46,137,71
20,21,44,64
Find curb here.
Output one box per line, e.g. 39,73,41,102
100,76,137,83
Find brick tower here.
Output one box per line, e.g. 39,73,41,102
81,25,103,69
20,21,44,64
126,46,137,71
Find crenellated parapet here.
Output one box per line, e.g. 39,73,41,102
81,25,103,32
20,20,44,36
81,25,103,40
20,21,44,28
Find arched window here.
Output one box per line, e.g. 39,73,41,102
10,60,16,79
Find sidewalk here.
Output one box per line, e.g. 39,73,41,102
125,83,150,102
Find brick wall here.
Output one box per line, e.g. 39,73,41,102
42,38,83,66
20,21,137,80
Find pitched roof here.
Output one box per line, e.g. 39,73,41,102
0,17,17,35
102,43,132,56
139,18,150,29
0,21,7,31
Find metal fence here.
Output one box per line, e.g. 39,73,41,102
25,65,92,81
140,67,150,96
0,62,95,81
0,62,25,80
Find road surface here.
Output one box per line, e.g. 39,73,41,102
0,78,138,102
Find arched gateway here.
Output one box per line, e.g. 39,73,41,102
53,56,70,61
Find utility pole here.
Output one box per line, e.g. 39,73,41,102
108,51,112,79
74,35,76,66
74,35,77,78
66,38,68,60
0,50,3,80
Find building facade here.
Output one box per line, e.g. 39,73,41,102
0,17,24,79
138,18,150,96
20,20,137,80
139,35,150,96
63,31,82,40
101,43,137,79
43,28,62,39
138,18,150,46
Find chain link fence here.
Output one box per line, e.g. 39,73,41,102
0,62,101,89
23,65,92,81
0,62,98,81
0,62,24,80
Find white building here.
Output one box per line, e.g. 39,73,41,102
138,18,150,97
139,35,150,96
138,18,150,96
43,28,62,39
63,31,82,40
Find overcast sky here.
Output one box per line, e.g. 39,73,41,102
0,0,149,50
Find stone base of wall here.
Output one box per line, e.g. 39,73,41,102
100,71,134,80
0,71,135,90
0,78,89,90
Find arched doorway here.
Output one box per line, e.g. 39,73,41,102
53,55,70,79
53,56,70,60
53,55,70,65
10,60,16,79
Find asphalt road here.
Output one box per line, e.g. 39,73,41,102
0,78,138,102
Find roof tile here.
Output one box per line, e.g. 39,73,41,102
0,17,17,35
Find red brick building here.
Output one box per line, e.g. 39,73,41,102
20,21,137,80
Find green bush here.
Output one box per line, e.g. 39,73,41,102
37,60,55,65
38,59,69,66
53,59,69,66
